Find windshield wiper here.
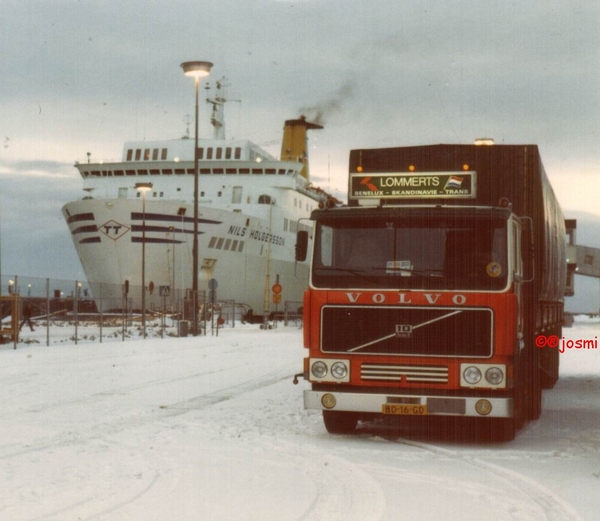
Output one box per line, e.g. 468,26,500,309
372,267,445,277
314,267,382,283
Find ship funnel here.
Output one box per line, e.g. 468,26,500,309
280,116,323,180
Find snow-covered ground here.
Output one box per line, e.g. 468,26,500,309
1,318,599,521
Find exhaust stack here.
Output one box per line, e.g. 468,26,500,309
280,116,323,181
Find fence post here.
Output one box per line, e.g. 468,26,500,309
74,280,78,345
99,283,103,344
13,275,18,350
46,278,50,347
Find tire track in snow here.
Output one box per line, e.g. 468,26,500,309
394,438,586,521
269,444,386,521
0,368,293,462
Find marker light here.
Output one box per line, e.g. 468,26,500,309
357,165,363,172
409,165,415,172
474,138,495,146
463,164,469,171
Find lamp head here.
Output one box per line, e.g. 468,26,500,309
181,61,213,78
135,182,153,192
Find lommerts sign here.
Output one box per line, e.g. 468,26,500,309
349,171,477,200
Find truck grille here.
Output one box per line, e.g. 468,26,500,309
321,305,492,358
361,364,449,383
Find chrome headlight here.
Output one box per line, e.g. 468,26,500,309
460,363,507,389
311,361,328,379
331,362,348,380
463,366,482,385
485,367,504,386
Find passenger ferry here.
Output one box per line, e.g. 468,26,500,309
62,80,329,319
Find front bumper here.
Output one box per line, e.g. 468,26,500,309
304,390,513,418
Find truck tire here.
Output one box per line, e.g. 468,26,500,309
540,328,560,389
323,410,358,434
492,418,517,442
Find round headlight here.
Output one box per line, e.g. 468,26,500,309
331,362,348,380
485,367,504,386
321,393,337,409
463,366,482,385
311,361,328,379
475,399,492,416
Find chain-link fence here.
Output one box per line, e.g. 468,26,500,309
0,274,270,347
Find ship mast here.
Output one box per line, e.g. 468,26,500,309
206,77,229,140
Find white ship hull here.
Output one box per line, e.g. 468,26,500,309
64,197,310,317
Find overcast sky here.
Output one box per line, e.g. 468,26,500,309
1,0,599,304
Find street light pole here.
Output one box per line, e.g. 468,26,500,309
181,60,213,336
136,182,152,338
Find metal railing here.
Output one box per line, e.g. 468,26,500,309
0,274,268,347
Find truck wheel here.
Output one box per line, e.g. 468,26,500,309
472,418,516,442
540,337,559,389
526,379,542,420
492,418,517,442
323,410,358,434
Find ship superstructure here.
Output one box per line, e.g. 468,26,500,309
62,80,327,319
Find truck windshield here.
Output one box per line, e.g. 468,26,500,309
312,215,508,290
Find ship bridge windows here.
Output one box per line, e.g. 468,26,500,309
216,148,223,159
126,170,136,176
138,170,148,176
175,168,185,175
114,170,124,176
258,195,272,205
126,147,168,161
150,169,160,175
225,147,232,159
207,148,213,160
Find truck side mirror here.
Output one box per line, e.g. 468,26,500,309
295,231,309,262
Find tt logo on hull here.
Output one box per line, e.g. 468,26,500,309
99,220,130,241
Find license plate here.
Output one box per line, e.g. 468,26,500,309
382,404,428,415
